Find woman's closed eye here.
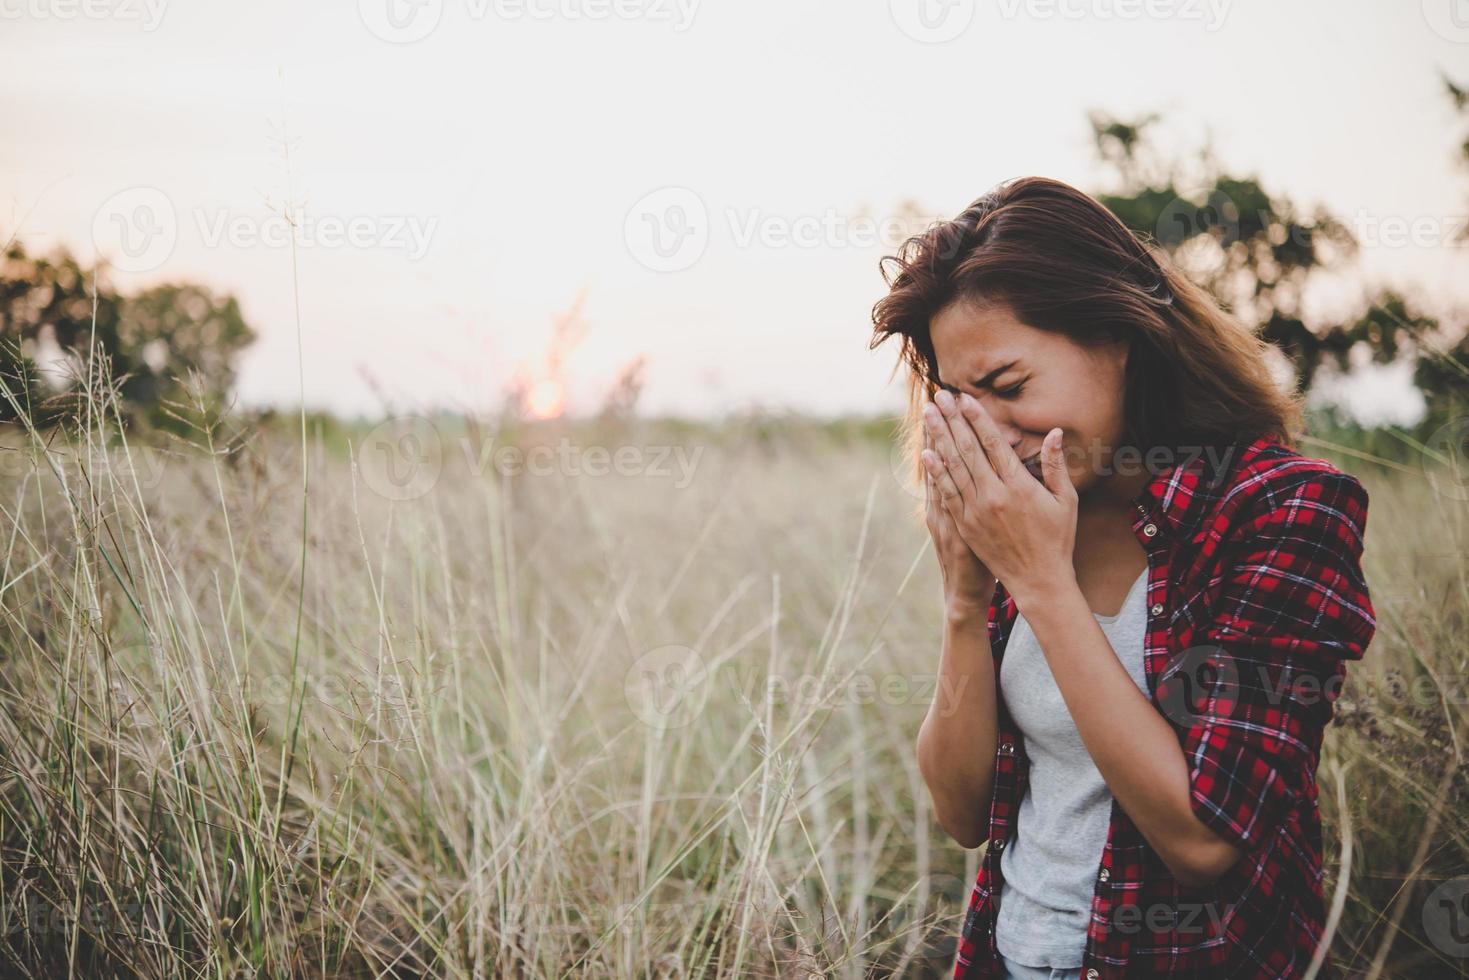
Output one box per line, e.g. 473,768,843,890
932,379,1025,400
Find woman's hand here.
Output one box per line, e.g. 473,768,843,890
919,388,1079,613
923,426,997,619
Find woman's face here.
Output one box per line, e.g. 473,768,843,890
928,295,1130,499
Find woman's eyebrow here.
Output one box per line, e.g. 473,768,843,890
970,359,1020,389
934,359,1020,393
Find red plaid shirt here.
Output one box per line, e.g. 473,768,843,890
953,434,1377,980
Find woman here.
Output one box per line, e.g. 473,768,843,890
870,177,1377,979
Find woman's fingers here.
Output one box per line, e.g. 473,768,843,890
922,433,939,517
923,395,980,501
923,432,951,523
921,437,966,513
956,391,1022,486
939,391,987,487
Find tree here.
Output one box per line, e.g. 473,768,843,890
0,241,256,434
1088,101,1467,436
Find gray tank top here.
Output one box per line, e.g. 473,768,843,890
994,566,1150,969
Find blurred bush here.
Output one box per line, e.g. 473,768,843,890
0,241,256,435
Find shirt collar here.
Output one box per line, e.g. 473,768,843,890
1129,434,1282,540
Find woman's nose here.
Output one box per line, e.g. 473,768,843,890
993,419,1024,448
974,400,1025,451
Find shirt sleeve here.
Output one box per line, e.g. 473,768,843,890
1174,469,1377,853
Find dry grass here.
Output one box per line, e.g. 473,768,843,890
0,371,1464,977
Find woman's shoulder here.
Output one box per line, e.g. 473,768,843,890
1211,434,1370,530
1199,434,1378,656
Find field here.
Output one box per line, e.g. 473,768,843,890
0,396,1465,977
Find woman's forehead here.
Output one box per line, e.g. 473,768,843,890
930,298,1044,357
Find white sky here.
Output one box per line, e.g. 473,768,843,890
3,0,1466,424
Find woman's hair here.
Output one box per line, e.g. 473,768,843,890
869,175,1305,504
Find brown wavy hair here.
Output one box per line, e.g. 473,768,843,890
869,176,1305,504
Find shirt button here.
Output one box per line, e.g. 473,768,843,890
1149,602,1164,616
992,837,1005,851
998,742,1014,756
1142,522,1158,537
1086,970,1100,980
1098,867,1110,883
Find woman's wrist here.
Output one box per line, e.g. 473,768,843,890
1007,566,1081,620
945,591,993,624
